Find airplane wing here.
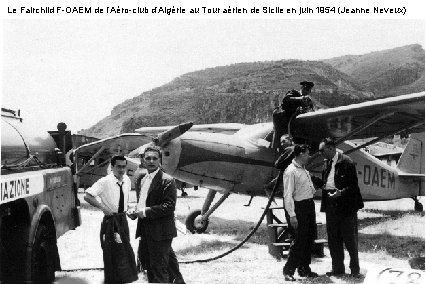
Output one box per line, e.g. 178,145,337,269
74,133,152,160
292,92,425,143
135,123,244,135
73,134,151,188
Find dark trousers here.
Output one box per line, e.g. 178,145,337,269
284,209,295,240
283,199,316,275
325,209,360,274
267,173,295,240
100,214,130,249
100,214,138,284
139,228,185,283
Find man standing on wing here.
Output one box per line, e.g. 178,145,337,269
272,81,315,151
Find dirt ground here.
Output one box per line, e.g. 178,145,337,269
55,189,424,283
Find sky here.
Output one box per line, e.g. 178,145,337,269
1,17,425,135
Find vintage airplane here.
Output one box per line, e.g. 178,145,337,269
74,92,425,233
73,124,246,190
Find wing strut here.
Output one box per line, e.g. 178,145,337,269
335,112,394,145
307,112,395,167
343,121,425,156
77,159,110,176
76,146,106,176
308,120,424,170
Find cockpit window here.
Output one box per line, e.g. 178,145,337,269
235,123,273,140
235,123,273,148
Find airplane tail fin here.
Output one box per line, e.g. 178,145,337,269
397,132,425,175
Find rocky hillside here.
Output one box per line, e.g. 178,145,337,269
79,45,424,138
324,44,424,97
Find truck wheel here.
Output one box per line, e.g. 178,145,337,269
185,209,209,234
31,224,55,282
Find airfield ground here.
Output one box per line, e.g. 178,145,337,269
56,188,424,283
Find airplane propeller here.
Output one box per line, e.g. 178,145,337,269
154,122,194,147
128,122,194,158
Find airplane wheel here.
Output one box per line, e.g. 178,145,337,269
181,191,188,197
185,209,209,234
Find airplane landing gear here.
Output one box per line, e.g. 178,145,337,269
412,197,423,212
185,189,231,233
185,210,209,233
244,196,254,207
179,182,188,197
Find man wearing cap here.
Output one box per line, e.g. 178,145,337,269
272,81,315,151
282,81,314,114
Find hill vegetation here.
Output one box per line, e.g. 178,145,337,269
324,44,424,97
79,44,424,138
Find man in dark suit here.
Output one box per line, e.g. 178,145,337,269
132,145,185,283
319,138,364,278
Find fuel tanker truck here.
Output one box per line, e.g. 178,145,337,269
0,108,81,282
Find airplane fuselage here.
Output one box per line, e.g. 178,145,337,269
162,131,277,195
161,123,424,201
321,142,423,200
